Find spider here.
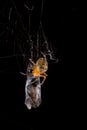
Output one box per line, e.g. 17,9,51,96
20,52,48,85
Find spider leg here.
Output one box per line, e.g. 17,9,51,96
29,58,36,65
43,72,48,77
20,72,27,76
40,74,47,85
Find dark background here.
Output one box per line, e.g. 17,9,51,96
0,0,82,129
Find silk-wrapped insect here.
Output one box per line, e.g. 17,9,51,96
20,52,48,109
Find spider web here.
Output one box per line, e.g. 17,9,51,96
0,0,58,74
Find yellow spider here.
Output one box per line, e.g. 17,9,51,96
20,52,48,85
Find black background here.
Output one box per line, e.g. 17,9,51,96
0,0,83,129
